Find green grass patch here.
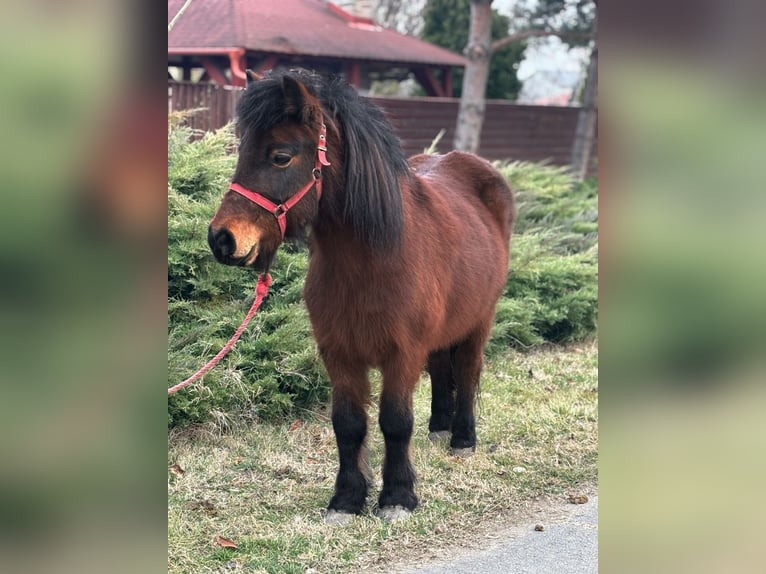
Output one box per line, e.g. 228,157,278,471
168,342,598,573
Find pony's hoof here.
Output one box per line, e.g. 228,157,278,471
376,505,412,523
428,430,450,443
325,509,355,526
450,446,476,458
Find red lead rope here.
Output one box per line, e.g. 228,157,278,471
168,273,272,395
170,126,330,395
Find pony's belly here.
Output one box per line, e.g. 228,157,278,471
308,303,491,368
307,308,396,366
429,298,497,350
304,244,508,366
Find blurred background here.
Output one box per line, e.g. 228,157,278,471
1,0,765,572
167,0,598,176
600,1,766,572
0,1,167,572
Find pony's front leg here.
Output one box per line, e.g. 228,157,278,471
376,354,422,522
324,355,371,525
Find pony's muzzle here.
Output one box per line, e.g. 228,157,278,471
208,225,253,265
208,226,235,259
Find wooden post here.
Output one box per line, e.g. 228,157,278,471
453,0,493,153
570,43,598,181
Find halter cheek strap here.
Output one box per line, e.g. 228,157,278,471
229,123,331,239
229,178,317,239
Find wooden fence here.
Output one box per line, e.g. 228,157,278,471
168,82,243,133
169,82,596,170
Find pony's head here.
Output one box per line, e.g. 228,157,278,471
208,70,330,271
209,69,408,272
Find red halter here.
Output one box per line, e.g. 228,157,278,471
229,123,331,238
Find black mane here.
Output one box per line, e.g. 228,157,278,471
236,69,409,249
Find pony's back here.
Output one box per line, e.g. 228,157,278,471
409,151,516,244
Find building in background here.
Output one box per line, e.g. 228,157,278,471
168,0,465,97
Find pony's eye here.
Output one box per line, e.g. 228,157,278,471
272,153,292,167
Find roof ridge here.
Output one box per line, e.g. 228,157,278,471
167,0,467,68
326,1,376,26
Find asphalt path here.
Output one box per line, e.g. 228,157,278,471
400,495,598,574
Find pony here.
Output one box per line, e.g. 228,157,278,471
208,69,515,524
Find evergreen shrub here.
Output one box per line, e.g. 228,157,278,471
167,122,598,427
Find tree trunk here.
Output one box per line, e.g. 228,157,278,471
453,0,493,153
570,39,598,181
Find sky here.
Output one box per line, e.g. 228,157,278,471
492,0,591,103
339,1,592,103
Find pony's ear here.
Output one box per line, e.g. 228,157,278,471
281,75,321,125
245,69,262,86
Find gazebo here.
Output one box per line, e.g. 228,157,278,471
168,0,466,97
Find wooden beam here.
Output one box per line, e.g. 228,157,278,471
443,67,453,97
412,67,446,98
254,56,278,74
199,57,229,85
344,61,361,89
228,49,247,87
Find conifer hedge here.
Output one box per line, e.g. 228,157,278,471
168,119,597,427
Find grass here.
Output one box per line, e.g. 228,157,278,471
167,120,598,570
168,340,597,573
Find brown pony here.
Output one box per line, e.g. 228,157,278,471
209,69,515,524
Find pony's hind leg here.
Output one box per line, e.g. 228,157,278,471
451,324,492,457
427,346,457,442
376,354,422,521
324,355,371,524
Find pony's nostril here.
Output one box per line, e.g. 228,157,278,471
208,226,236,259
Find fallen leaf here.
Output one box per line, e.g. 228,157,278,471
184,500,218,515
213,535,238,549
568,493,589,504
169,463,185,477
289,419,302,432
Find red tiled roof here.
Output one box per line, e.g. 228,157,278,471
168,0,466,67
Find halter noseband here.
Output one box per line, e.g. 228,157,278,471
229,123,331,238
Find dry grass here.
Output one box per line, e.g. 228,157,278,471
168,341,598,573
